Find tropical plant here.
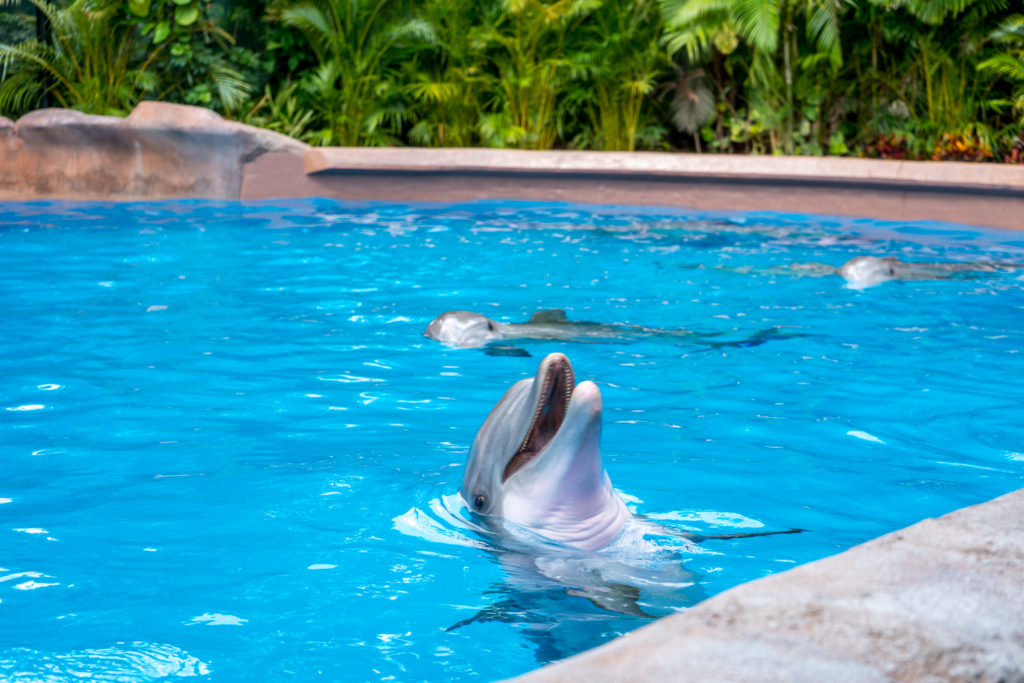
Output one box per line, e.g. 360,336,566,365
566,0,668,151
978,14,1024,113
0,0,159,115
142,0,259,115
479,0,599,150
0,0,256,118
3,0,1023,159
0,4,34,47
844,0,1011,158
661,0,846,154
279,0,429,146
241,80,317,142
402,0,488,147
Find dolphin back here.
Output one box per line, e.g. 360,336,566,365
528,309,570,324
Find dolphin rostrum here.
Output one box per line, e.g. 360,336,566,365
460,352,800,552
426,309,798,355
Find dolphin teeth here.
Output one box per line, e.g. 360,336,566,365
502,356,575,482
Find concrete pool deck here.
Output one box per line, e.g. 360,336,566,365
1,102,1022,231
2,102,1023,679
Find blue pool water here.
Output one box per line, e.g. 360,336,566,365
1,198,1023,681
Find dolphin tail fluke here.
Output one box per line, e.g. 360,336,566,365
697,527,804,541
701,327,804,350
445,598,538,632
484,344,531,357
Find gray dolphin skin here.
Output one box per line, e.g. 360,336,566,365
426,309,654,349
462,352,628,551
836,255,1018,288
425,309,797,353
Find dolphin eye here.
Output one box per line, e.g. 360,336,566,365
486,322,495,332
473,494,486,511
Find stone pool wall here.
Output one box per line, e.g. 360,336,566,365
509,488,1024,682
2,102,1023,231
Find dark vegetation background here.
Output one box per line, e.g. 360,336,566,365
1,0,1022,161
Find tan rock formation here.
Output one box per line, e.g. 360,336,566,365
0,102,307,201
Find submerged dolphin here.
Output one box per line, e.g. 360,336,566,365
425,309,798,355
836,256,1019,289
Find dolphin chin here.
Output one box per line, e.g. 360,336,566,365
461,352,629,551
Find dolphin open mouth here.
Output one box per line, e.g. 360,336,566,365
502,355,575,481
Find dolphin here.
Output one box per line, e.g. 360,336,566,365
460,352,800,552
837,256,1020,289
462,351,627,551
450,352,800,629
425,309,799,355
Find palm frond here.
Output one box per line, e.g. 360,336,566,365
208,60,254,113
0,68,44,115
733,0,780,53
660,0,732,28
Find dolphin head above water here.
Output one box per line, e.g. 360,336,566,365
836,256,901,288
461,353,630,551
425,310,505,348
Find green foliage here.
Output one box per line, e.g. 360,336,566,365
0,5,34,46
0,0,1020,160
662,0,847,154
568,0,669,151
978,14,1024,112
0,0,258,118
401,0,488,147
241,79,317,142
0,0,159,115
134,0,258,114
279,0,428,145
480,0,600,150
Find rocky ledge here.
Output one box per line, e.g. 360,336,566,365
0,102,307,200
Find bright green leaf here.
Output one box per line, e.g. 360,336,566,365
153,21,170,43
174,5,200,26
128,0,151,18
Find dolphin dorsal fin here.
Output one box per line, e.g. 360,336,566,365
529,309,569,324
